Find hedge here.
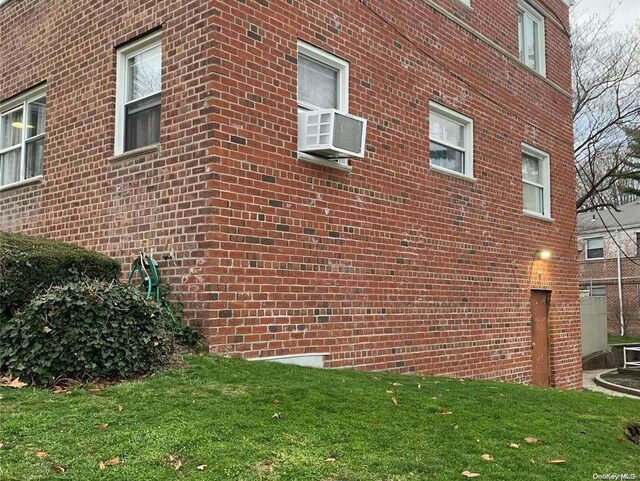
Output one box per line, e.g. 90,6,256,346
0,231,121,322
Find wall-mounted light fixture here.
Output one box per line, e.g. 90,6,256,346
535,249,552,260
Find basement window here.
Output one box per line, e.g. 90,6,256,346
0,86,46,188
115,32,162,155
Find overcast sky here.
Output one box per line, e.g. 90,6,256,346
571,0,640,32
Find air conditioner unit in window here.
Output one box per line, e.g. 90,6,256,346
298,109,367,158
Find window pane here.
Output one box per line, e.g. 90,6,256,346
523,182,543,213
590,286,606,297
26,137,44,178
518,12,524,61
27,97,46,138
0,148,21,186
430,141,464,174
298,54,338,109
1,108,23,148
636,233,640,256
587,238,603,250
125,94,161,151
430,113,464,148
522,154,540,183
523,15,538,70
128,45,162,101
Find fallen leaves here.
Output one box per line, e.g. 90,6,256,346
508,443,520,449
391,396,398,406
548,459,566,465
96,423,109,430
437,407,452,415
98,457,122,470
35,451,49,459
168,454,183,470
324,457,336,463
116,405,124,412
462,470,480,478
0,376,27,389
272,412,282,420
52,465,66,473
524,436,543,444
480,454,493,461
197,464,207,471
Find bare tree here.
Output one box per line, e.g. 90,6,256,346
572,3,640,213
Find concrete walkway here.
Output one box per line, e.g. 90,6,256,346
583,369,640,399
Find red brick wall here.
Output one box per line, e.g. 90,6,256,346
1,0,581,388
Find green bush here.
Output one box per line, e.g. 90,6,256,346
0,280,175,385
0,231,121,322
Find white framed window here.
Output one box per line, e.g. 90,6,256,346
522,143,550,219
429,102,473,178
297,42,348,113
0,86,46,188
585,237,604,260
115,32,162,155
518,1,545,76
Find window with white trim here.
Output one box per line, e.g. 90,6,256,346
297,42,348,114
429,102,473,178
585,237,604,260
522,143,550,218
0,86,46,188
115,32,162,154
518,1,545,75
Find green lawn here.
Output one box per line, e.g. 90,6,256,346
609,335,640,344
1,355,639,481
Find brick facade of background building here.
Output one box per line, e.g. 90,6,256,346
0,0,581,388
578,203,640,336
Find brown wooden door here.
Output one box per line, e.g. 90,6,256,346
530,290,550,387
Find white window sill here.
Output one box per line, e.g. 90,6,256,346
429,164,477,182
523,210,553,222
0,175,43,193
584,257,604,262
298,152,352,172
109,144,160,163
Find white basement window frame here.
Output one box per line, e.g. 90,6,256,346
114,31,162,155
0,85,46,189
522,143,551,220
297,41,351,170
428,101,474,180
518,1,546,76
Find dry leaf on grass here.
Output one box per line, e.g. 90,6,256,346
2,377,27,389
116,405,123,412
51,386,69,394
508,443,520,449
386,390,394,394
453,424,459,430
391,397,398,405
104,457,121,466
272,412,282,420
549,459,566,465
35,451,48,459
197,464,207,471
98,461,106,470
418,383,422,389
52,465,66,473
392,383,403,386
480,454,493,461
96,423,109,429
271,399,279,404
168,454,182,470
324,457,336,463
437,407,452,415
525,436,543,444
462,470,480,478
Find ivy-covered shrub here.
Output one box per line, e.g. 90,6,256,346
0,231,121,323
0,280,175,385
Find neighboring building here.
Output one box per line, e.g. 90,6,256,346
0,0,581,388
577,201,640,335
